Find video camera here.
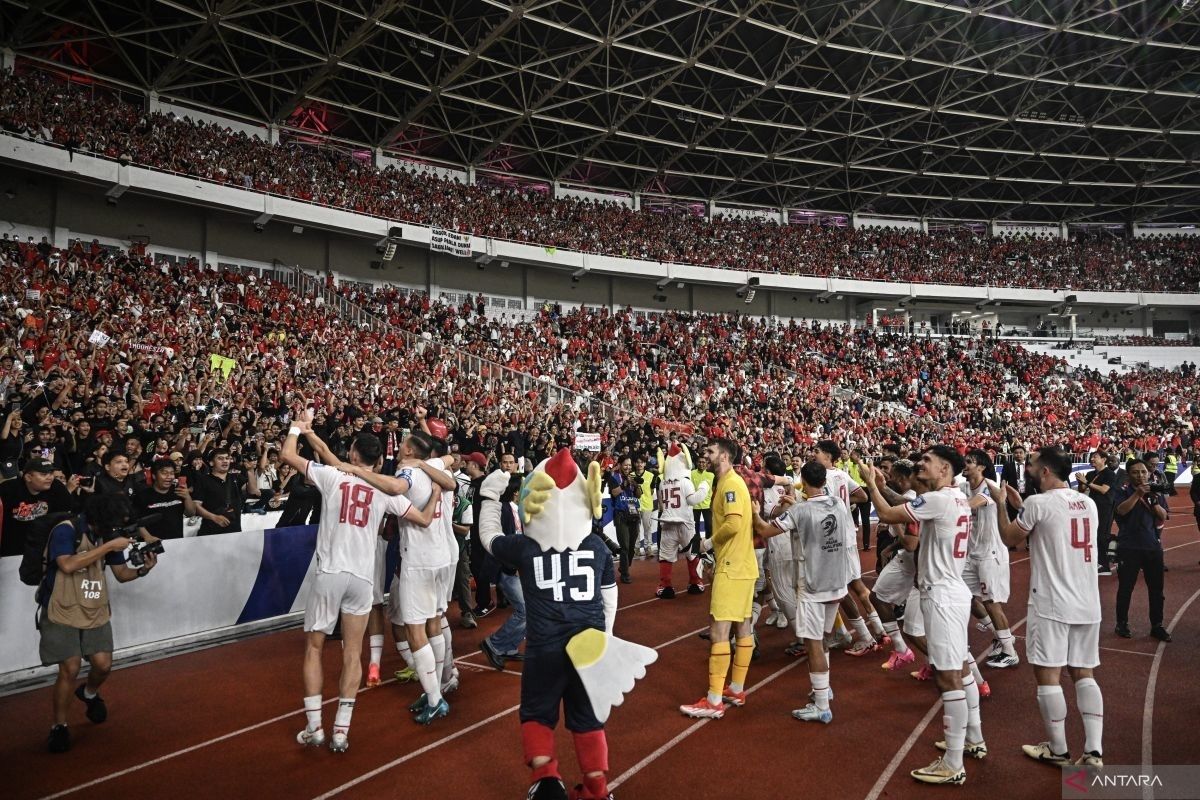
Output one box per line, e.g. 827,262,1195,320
100,514,166,568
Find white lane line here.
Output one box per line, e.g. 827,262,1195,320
314,626,710,799
609,655,810,791
1142,586,1200,782
863,609,1029,800
38,678,397,800
1100,646,1156,658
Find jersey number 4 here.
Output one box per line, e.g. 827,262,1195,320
338,482,375,528
533,551,596,602
658,486,682,510
1070,518,1092,563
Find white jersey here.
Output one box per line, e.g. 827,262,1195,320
762,483,792,560
774,494,853,603
306,462,414,583
1016,488,1101,624
965,480,1003,560
824,467,857,512
903,486,972,604
427,458,457,558
394,463,452,569
657,475,704,524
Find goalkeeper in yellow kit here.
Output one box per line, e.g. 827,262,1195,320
680,436,759,719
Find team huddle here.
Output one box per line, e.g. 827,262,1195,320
678,439,1103,787
279,412,1105,794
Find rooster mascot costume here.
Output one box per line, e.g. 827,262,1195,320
653,444,710,598
478,449,657,800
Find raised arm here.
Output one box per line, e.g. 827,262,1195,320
860,465,910,525
995,482,1028,548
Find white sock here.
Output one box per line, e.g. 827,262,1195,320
369,634,384,668
833,619,849,638
966,653,984,685
996,628,1015,656
962,674,983,743
304,694,322,732
83,686,98,700
941,690,968,770
882,621,908,654
769,597,779,612
440,614,456,682
865,611,885,638
849,616,872,644
332,697,355,736
1075,678,1104,756
430,632,447,684
413,643,442,705
1036,685,1069,756
978,614,994,631
397,640,414,669
751,602,763,626
811,671,830,711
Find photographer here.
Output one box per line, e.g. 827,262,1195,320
39,492,158,753
1113,460,1170,642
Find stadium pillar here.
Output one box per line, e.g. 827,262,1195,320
268,125,280,145
49,179,68,250
632,192,640,212
1,48,13,71
373,147,384,169
467,165,476,185
707,199,716,221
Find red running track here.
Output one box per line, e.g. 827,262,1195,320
2,500,1197,800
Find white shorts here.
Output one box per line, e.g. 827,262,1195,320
920,597,971,671
795,598,840,641
874,553,915,606
1026,611,1100,669
847,546,861,582
372,537,392,606
963,556,1010,604
902,587,925,637
390,566,449,625
658,521,696,562
305,571,373,634
754,548,767,594
439,562,456,606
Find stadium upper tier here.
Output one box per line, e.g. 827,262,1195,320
3,236,1197,458
3,70,1200,296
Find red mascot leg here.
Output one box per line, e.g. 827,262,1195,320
657,560,674,590
685,556,702,586
522,721,560,782
571,729,609,799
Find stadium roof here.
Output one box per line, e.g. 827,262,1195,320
6,0,1200,222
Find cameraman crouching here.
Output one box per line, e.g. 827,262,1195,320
38,492,158,753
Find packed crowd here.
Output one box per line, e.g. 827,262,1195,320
4,68,1200,293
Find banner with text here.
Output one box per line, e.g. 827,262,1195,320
430,227,472,258
575,431,602,451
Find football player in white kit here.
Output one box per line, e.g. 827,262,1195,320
996,446,1104,768
758,454,797,634
961,450,1017,670
342,430,459,724
753,461,853,725
812,442,887,654
868,459,921,672
282,412,440,752
863,445,982,786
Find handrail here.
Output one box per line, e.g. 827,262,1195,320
288,268,633,428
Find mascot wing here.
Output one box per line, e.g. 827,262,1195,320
566,629,658,724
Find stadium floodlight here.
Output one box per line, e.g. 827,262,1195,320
572,267,588,279
656,277,671,289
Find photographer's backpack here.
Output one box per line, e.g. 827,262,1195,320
18,512,80,586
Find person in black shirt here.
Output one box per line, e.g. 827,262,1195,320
194,447,258,535
0,406,25,480
93,451,139,501
1113,460,1171,642
134,460,198,540
1078,450,1117,576
0,458,76,557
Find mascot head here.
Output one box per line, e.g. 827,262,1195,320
657,443,693,481
517,448,603,553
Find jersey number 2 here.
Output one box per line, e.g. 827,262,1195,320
534,551,596,602
953,515,970,559
338,482,374,528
